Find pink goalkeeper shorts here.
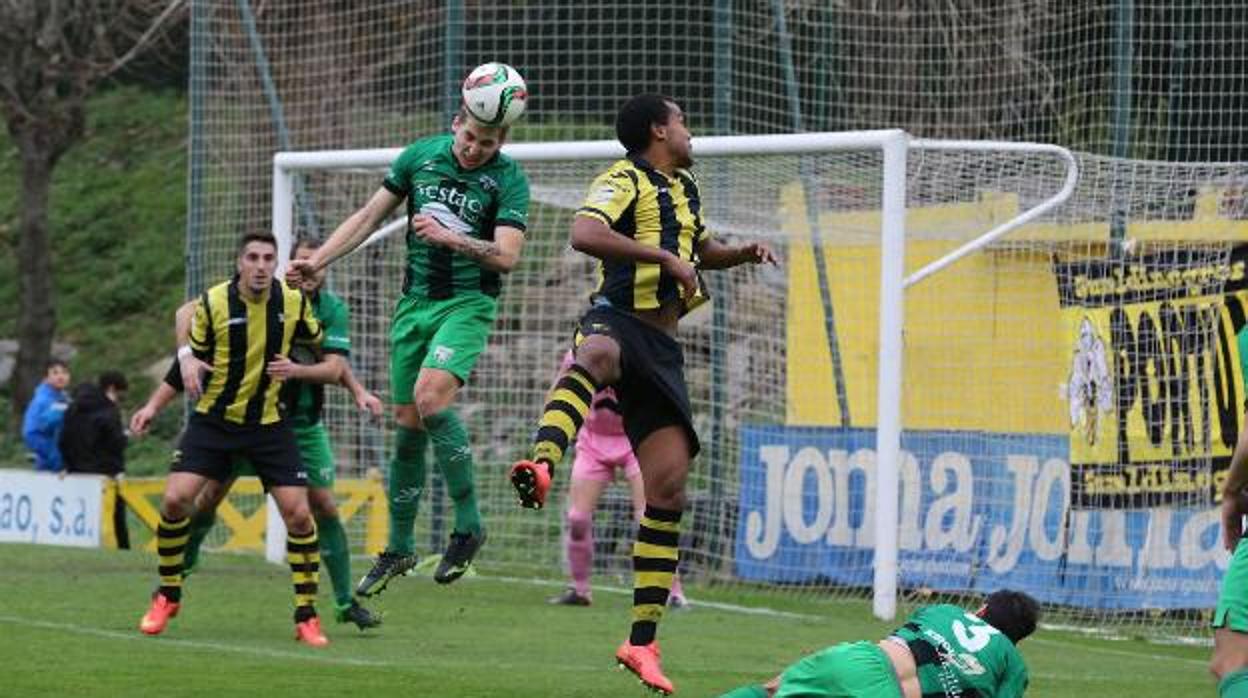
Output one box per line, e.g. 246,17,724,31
570,429,641,482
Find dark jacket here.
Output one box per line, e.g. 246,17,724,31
59,382,127,476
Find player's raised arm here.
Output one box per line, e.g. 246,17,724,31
288,187,403,285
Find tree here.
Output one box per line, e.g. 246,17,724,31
0,0,186,425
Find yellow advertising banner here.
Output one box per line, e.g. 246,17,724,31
1056,247,1248,507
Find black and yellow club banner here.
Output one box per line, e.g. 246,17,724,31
1055,245,1248,508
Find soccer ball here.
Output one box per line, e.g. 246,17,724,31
461,62,528,127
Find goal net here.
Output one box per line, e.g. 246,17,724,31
194,0,1248,640
275,135,1241,635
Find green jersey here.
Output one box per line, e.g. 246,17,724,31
281,289,352,427
890,604,1030,698
382,133,530,299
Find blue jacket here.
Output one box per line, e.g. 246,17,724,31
22,382,69,472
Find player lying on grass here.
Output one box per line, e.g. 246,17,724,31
717,589,1038,698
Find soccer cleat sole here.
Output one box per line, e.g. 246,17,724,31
616,661,674,696
354,555,419,598
510,466,544,509
434,530,488,585
355,577,391,598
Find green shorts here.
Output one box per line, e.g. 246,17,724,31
225,425,332,488
1215,536,1248,631
294,422,335,489
774,641,902,698
389,293,498,403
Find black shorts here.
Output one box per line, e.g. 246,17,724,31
172,414,307,488
576,304,700,458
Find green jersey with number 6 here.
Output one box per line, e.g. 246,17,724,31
890,604,1030,698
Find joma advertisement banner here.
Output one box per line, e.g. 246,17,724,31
1055,246,1248,508
735,426,1225,610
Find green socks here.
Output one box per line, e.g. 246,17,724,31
385,410,479,552
386,426,429,555
316,514,352,608
425,409,481,536
1221,668,1248,697
181,509,217,575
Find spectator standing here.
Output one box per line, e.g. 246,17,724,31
60,370,130,549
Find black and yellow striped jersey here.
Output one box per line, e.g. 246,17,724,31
188,276,323,426
576,156,712,314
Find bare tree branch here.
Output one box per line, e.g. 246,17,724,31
0,0,189,425
104,0,188,79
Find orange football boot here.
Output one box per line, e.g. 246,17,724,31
509,460,552,509
616,640,675,695
138,593,180,636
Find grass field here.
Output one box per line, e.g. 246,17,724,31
0,543,1209,697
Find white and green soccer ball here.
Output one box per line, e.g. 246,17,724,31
461,62,528,127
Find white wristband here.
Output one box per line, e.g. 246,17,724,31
177,345,193,360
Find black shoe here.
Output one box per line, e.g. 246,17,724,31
355,551,419,597
547,587,592,606
335,599,383,630
433,529,487,584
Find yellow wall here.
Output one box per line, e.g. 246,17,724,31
782,184,1248,434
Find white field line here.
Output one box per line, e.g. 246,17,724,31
0,615,391,667
482,574,1209,670
4,571,1207,673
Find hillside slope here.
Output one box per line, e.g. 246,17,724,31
0,86,187,471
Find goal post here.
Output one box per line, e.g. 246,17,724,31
268,131,1080,623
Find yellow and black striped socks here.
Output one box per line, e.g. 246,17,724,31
287,529,320,622
156,515,190,602
532,364,600,469
629,505,682,646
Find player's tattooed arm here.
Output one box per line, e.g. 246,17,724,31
456,236,504,261
411,215,524,272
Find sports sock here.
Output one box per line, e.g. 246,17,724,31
531,364,599,470
182,509,217,574
387,425,428,554
670,569,685,600
426,409,481,536
156,514,191,602
566,508,593,596
629,505,682,646
316,514,352,609
288,529,320,623
1221,668,1248,697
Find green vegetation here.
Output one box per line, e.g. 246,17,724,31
0,85,188,473
0,544,1212,697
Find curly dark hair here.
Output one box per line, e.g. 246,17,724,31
977,589,1040,644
